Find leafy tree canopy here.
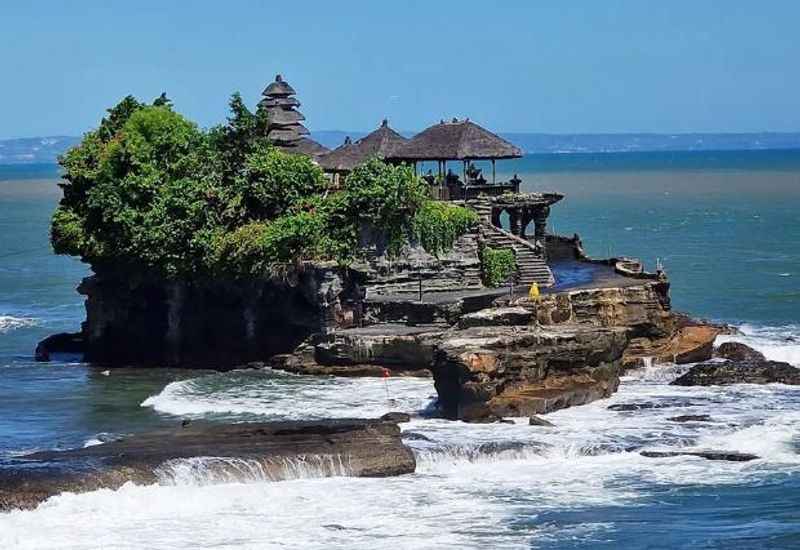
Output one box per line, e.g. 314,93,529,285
53,94,477,279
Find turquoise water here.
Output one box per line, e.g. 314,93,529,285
1,153,800,549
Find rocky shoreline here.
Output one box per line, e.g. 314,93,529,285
37,263,733,423
0,419,414,512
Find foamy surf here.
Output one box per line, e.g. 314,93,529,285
716,323,800,366
0,315,37,334
4,323,800,548
141,367,435,420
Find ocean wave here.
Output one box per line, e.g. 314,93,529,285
718,323,800,366
155,455,354,486
141,368,435,420
0,315,38,334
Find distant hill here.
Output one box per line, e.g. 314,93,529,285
317,131,800,155
3,132,800,165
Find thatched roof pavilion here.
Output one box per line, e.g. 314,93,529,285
318,119,408,173
387,118,522,161
259,74,329,159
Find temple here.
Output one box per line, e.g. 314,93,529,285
259,75,329,159
263,75,651,291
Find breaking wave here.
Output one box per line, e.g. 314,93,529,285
717,324,800,366
141,368,436,420
0,315,37,334
155,454,354,486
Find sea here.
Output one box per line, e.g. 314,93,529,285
1,151,799,549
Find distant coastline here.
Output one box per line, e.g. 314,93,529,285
4,132,800,165
5,150,800,181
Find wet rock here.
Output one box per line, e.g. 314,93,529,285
640,450,759,462
609,402,676,411
668,415,712,423
714,342,765,363
622,315,731,368
269,352,432,378
34,332,85,362
477,441,527,455
529,415,555,427
671,360,800,386
432,323,629,421
380,412,411,423
312,325,439,370
0,419,415,512
401,431,433,442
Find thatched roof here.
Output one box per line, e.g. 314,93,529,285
317,119,408,172
265,107,306,125
388,119,522,161
267,125,310,143
276,138,330,160
262,74,295,97
258,74,327,161
261,96,301,108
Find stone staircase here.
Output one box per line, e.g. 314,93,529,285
480,224,555,287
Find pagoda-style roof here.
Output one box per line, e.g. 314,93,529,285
258,75,313,147
261,96,301,108
262,74,296,97
388,118,522,161
265,108,306,126
268,126,310,143
318,119,408,173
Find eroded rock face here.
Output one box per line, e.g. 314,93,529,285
73,265,364,368
622,320,729,369
671,360,800,386
269,324,439,377
532,282,672,336
458,306,534,329
432,324,629,421
0,419,415,512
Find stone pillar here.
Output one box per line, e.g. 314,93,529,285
533,206,550,244
491,207,501,228
520,208,534,238
508,208,522,236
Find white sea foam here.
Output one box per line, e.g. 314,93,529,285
4,324,800,548
717,324,800,366
0,315,37,334
155,455,354,486
141,368,436,420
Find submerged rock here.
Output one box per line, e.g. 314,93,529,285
714,342,765,363
0,419,415,512
671,360,800,386
607,400,696,411
528,415,555,427
380,412,411,423
34,332,85,361
668,414,712,423
640,450,759,462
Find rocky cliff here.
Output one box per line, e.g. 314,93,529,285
74,264,364,367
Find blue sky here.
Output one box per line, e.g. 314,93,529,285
2,1,799,138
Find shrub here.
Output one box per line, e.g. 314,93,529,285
412,201,478,257
480,247,517,287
